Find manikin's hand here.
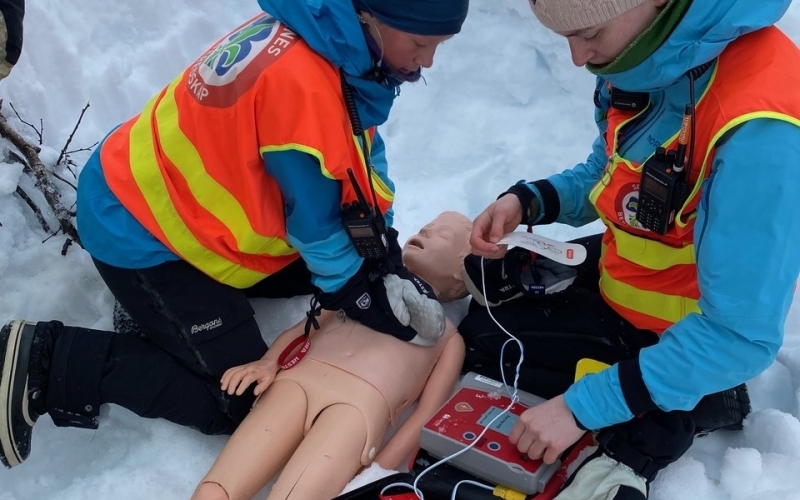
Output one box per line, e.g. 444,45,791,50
509,395,586,464
470,194,524,258
221,359,279,397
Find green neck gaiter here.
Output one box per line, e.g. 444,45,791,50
587,0,692,76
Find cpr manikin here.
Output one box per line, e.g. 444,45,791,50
191,212,473,500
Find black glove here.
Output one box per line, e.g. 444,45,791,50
385,226,404,272
318,260,446,346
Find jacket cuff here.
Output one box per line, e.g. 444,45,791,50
532,180,560,225
564,364,635,430
499,183,538,226
618,357,659,417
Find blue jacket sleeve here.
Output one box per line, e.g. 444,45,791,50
262,133,394,293
263,149,362,293
565,119,800,430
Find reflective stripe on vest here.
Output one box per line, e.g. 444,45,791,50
101,13,393,288
589,27,800,332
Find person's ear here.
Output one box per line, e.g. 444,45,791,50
358,11,377,26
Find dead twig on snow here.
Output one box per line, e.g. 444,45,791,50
56,102,91,166
0,109,82,246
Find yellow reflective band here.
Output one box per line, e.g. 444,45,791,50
676,111,800,228
128,84,270,288
261,134,394,206
607,223,695,270
350,133,394,205
261,143,331,177
600,266,700,324
590,106,647,203
156,81,295,258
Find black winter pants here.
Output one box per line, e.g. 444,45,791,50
43,257,314,434
458,234,695,482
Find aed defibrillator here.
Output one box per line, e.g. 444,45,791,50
418,372,600,499
418,373,558,495
335,371,597,500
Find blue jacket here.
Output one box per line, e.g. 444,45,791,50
77,0,398,293
523,0,800,430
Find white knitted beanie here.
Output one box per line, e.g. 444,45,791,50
530,0,649,32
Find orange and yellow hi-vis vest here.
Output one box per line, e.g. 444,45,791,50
100,13,393,289
589,27,800,333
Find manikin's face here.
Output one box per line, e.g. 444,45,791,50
361,12,453,76
537,0,667,67
403,212,472,302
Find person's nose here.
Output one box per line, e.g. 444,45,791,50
567,37,594,66
415,47,436,69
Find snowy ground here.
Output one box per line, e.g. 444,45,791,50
2,1,800,499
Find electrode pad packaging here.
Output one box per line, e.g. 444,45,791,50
419,372,561,495
497,232,587,266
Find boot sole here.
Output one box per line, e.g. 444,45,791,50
0,320,35,467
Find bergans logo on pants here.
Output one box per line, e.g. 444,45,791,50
191,318,223,334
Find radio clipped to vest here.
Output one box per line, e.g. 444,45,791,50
637,104,693,235
636,60,714,235
339,70,391,265
342,168,390,261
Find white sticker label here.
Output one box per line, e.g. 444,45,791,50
474,374,503,388
497,232,587,266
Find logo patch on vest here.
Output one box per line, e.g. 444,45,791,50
186,13,298,107
614,182,648,230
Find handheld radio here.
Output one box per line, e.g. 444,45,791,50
636,104,693,235
338,70,391,263
342,168,390,261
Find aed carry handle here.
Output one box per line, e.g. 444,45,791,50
342,168,391,263
636,104,693,235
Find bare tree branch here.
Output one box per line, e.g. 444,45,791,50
53,171,78,191
0,111,82,246
61,238,74,256
56,102,91,166
7,102,44,146
15,185,53,233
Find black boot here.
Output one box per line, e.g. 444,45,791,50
0,320,59,468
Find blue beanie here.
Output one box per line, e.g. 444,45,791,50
353,0,469,36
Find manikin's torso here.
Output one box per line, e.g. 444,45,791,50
304,315,456,420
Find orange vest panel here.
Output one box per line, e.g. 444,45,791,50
590,27,800,332
101,13,392,288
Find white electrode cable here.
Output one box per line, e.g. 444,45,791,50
380,255,528,499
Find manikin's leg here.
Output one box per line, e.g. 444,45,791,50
192,380,308,500
267,403,368,500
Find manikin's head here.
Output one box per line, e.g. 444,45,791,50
403,211,473,303
529,0,668,67
353,0,468,76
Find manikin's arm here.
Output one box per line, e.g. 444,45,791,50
374,330,466,470
222,309,337,396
